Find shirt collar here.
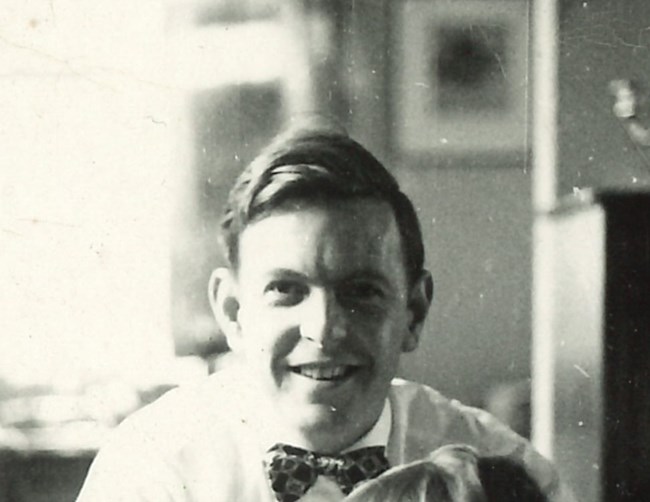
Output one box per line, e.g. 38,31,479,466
342,398,392,452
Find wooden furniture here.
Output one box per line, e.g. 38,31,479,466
534,191,650,501
0,449,94,502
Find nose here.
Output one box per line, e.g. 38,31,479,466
299,288,347,350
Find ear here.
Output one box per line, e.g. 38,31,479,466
401,270,434,352
208,267,243,352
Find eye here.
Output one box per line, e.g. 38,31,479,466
264,280,308,306
339,280,386,307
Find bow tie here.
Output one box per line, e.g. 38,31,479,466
264,443,389,502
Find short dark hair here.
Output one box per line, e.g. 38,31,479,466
220,124,425,285
478,456,547,502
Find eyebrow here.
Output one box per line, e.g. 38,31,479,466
342,268,388,280
263,269,309,281
337,270,395,292
264,268,393,287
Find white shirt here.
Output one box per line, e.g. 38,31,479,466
76,367,574,502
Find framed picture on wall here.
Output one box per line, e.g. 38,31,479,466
396,0,528,155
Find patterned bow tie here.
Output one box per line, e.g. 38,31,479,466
264,443,390,502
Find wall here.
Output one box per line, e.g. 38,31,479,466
397,160,533,407
0,0,178,388
557,0,650,196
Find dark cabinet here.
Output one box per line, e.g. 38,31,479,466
536,191,650,501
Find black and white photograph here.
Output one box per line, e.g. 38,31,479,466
1,0,650,501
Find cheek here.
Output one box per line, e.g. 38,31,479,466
239,307,300,359
350,310,408,354
351,302,399,324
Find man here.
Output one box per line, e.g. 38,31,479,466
77,124,573,501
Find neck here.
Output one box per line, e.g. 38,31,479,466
277,399,390,454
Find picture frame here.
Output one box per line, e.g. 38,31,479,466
396,0,529,154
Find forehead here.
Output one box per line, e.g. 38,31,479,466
237,199,406,282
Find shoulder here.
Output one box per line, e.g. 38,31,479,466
87,368,245,469
77,368,259,501
389,379,572,502
120,368,242,449
390,378,524,452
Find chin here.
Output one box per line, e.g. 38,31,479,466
285,402,373,452
286,401,342,428
289,401,343,427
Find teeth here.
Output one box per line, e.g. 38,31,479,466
294,365,350,380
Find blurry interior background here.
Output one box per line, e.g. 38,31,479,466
1,0,649,500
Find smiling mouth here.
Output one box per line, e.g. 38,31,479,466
289,364,359,381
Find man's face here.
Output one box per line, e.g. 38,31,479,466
224,199,424,452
